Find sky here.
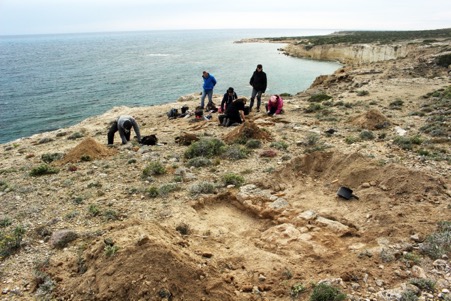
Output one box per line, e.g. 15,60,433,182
0,0,450,35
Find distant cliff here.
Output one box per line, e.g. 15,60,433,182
282,43,417,64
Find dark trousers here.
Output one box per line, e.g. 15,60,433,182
250,88,263,110
107,122,130,144
265,104,277,116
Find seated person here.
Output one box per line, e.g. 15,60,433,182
107,115,141,144
218,98,246,127
220,87,238,113
265,95,284,116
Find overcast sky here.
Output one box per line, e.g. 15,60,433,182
1,0,450,35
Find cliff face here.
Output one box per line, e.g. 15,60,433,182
283,43,417,64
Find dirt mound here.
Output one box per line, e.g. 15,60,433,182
47,221,236,301
348,109,391,130
278,151,445,198
223,121,272,144
59,137,116,164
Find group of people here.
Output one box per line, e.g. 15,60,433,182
108,64,284,144
202,64,284,127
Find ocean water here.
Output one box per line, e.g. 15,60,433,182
0,29,341,144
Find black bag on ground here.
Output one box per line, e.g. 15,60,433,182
141,134,158,145
167,108,179,119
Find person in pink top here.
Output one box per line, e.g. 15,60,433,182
265,95,284,116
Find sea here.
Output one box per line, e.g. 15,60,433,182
0,29,341,144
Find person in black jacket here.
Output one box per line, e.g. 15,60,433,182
220,87,238,113
249,64,267,112
218,98,246,127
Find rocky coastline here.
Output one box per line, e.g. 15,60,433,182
1,31,450,300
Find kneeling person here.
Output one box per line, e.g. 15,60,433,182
218,98,246,127
108,115,141,144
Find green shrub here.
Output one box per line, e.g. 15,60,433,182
270,141,289,151
389,99,404,109
308,93,332,102
80,155,92,162
103,210,119,221
420,221,451,259
359,130,375,140
41,153,63,163
304,103,323,113
143,161,166,176
88,204,101,217
435,54,451,67
221,145,249,160
393,136,423,150
0,225,26,259
158,183,179,196
184,138,225,159
245,139,262,149
345,136,360,144
186,157,211,168
222,173,245,187
0,180,8,192
67,132,84,140
104,245,119,257
290,283,305,298
310,283,346,301
409,278,436,292
400,290,419,301
0,218,12,228
146,186,159,198
189,182,216,195
30,164,59,176
357,90,369,96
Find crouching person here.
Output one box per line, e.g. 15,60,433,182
265,95,284,116
108,115,141,145
218,98,246,127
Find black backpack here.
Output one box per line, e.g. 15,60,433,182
167,108,179,119
141,134,158,145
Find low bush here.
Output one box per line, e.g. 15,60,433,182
189,182,216,196
0,225,26,259
184,138,224,159
310,283,346,301
143,161,166,176
158,183,179,196
245,139,262,149
359,130,375,140
41,153,63,163
145,186,159,198
420,221,451,259
308,92,332,102
409,278,436,292
220,145,249,160
30,164,59,177
222,173,245,187
270,141,289,151
186,157,211,168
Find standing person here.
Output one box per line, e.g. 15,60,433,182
220,87,238,113
265,95,284,116
200,71,217,110
107,115,141,145
249,64,267,112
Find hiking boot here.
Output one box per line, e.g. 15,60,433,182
222,118,228,127
256,108,260,112
224,118,231,127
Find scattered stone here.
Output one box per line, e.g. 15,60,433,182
50,230,78,249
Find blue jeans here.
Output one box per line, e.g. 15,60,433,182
250,88,263,110
200,89,213,108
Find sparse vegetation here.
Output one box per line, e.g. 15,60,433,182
420,221,451,259
222,173,245,187
158,183,179,196
393,135,423,150
310,283,346,301
41,152,63,163
189,181,216,196
409,278,436,292
104,245,119,257
30,164,59,176
146,186,159,198
245,139,262,149
270,141,289,151
220,145,249,160
290,283,305,299
184,138,224,159
175,223,191,235
308,92,332,102
143,161,166,176
0,225,26,259
186,157,211,167
357,90,369,96
359,130,375,140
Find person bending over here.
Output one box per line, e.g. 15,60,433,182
265,95,284,116
107,115,141,144
219,98,246,127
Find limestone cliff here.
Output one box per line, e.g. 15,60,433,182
282,43,418,64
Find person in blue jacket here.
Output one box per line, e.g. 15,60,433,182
200,71,217,110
